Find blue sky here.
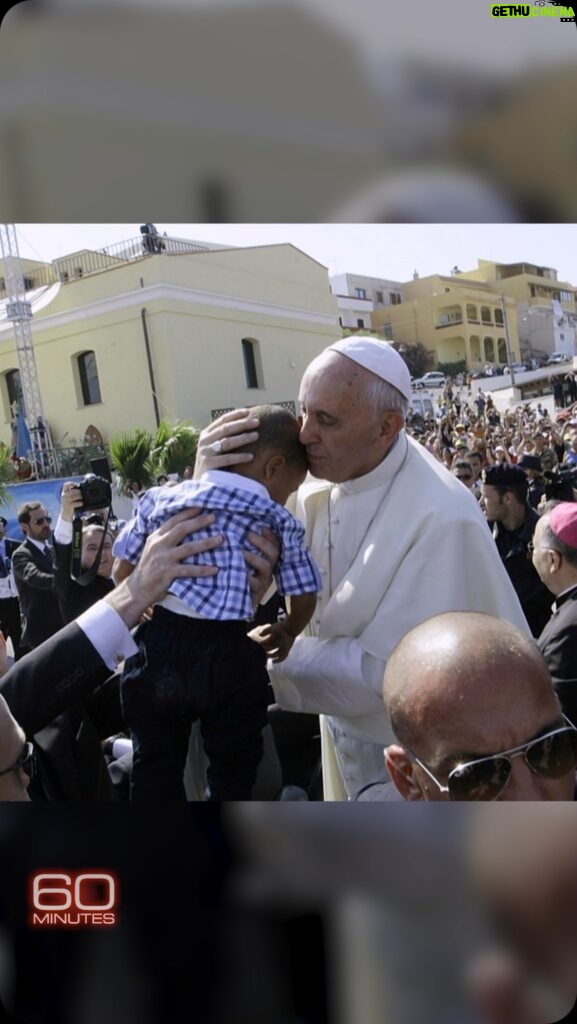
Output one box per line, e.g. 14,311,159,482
14,223,577,287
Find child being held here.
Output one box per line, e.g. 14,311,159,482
113,404,321,801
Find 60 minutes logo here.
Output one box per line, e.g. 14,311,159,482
28,871,120,928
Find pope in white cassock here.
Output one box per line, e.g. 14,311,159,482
198,337,530,800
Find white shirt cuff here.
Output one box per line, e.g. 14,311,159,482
76,600,139,672
53,516,74,544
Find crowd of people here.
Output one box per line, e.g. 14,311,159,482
1,337,577,809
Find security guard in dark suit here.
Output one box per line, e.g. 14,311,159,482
11,503,64,652
481,463,552,638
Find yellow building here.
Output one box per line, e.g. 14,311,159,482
458,260,577,361
371,270,521,372
458,260,576,311
0,236,339,450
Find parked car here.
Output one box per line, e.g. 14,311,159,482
502,362,529,375
547,352,572,365
413,371,446,389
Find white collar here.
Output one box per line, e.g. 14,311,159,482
28,537,50,552
201,469,269,501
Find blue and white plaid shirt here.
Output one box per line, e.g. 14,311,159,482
113,471,322,621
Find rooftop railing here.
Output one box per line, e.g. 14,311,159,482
1,235,212,297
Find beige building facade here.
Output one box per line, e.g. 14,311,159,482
0,240,339,450
371,270,521,372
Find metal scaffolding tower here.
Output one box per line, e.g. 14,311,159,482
0,223,58,476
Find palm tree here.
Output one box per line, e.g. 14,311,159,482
109,428,154,493
0,444,16,501
109,420,201,491
149,420,200,479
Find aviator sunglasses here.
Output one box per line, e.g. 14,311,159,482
410,716,577,801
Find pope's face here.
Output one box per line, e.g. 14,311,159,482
298,353,399,483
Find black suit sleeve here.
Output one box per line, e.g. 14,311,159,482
540,620,577,725
0,621,112,736
11,546,54,589
541,623,577,689
52,538,74,610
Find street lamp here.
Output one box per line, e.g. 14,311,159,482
500,294,516,388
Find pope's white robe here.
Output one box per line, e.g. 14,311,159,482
268,432,530,801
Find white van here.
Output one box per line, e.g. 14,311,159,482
411,393,435,419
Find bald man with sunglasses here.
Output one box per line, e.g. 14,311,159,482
379,612,577,803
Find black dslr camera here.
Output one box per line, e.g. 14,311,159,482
78,473,112,511
543,466,577,503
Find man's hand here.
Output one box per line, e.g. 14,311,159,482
248,621,294,663
105,509,222,629
244,527,280,607
194,408,260,478
60,482,84,522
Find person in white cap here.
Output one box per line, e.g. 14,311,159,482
196,336,530,800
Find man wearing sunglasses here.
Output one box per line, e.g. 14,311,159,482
381,612,577,802
11,502,64,653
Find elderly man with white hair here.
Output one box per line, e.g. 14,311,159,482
197,336,530,800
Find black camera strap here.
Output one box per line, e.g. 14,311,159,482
70,506,113,586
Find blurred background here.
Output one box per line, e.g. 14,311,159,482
0,804,483,1024
0,0,576,222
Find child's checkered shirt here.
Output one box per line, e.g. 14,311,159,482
113,472,322,621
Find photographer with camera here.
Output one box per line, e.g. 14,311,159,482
51,478,130,796
52,477,115,624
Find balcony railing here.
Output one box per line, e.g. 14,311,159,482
0,264,58,299
435,318,463,329
54,235,211,284
1,236,212,298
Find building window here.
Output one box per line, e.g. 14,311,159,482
560,291,572,302
497,338,507,363
357,318,365,329
77,351,102,405
484,337,495,362
390,292,402,305
466,304,478,322
241,338,263,389
355,288,367,299
560,334,565,341
375,291,383,303
481,306,492,324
